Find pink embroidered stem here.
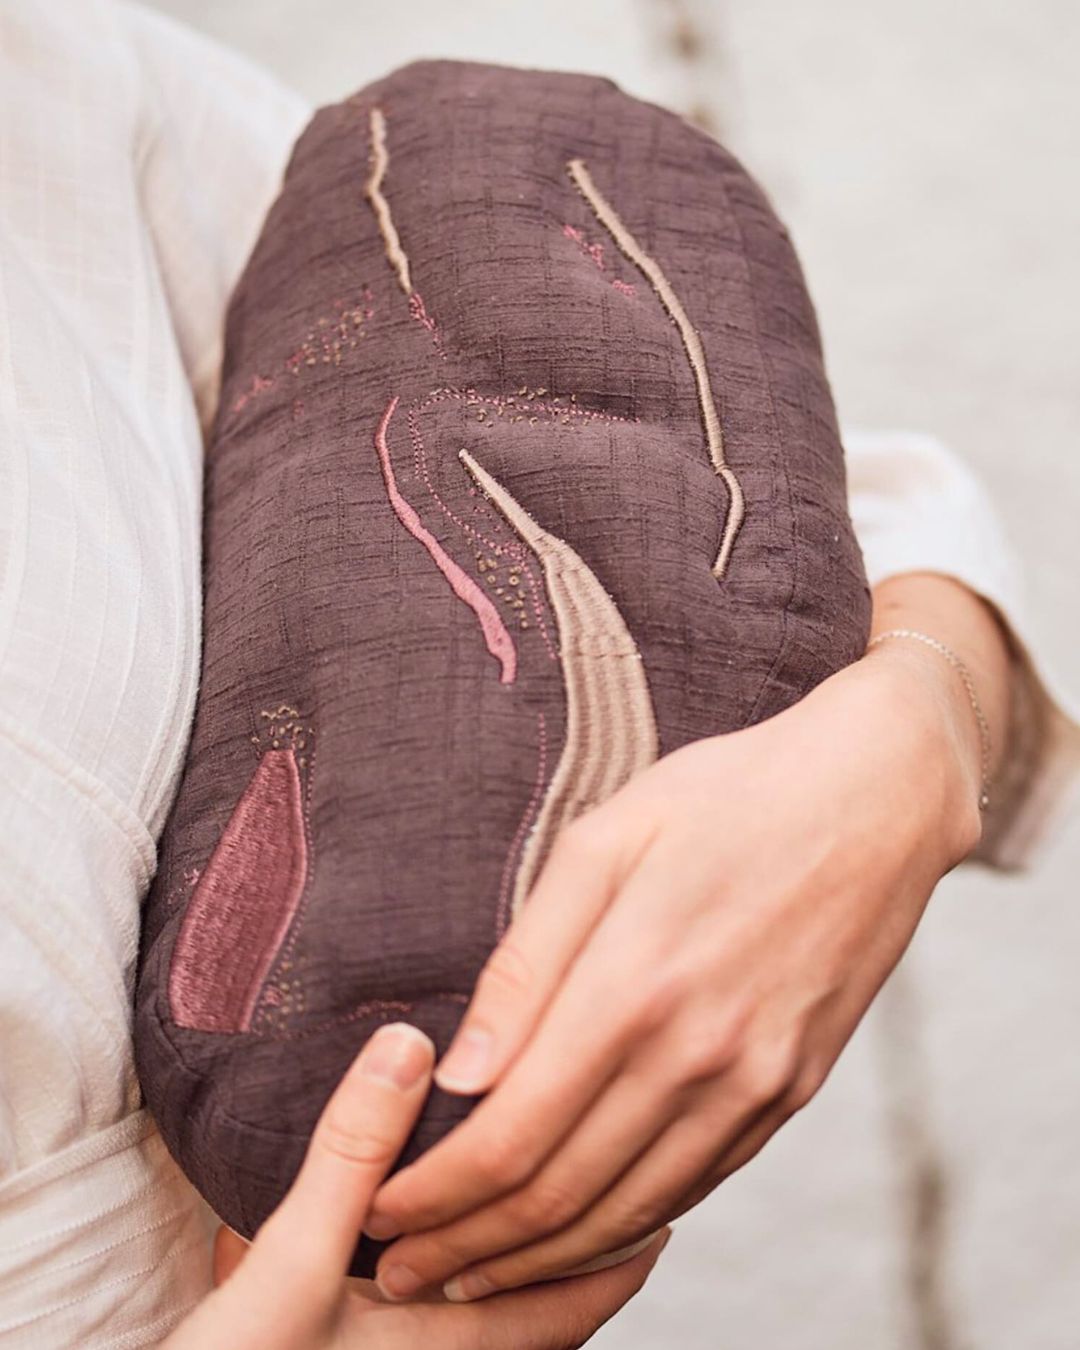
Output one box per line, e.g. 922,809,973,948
406,390,560,662
375,396,517,684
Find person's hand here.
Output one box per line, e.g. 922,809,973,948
361,580,1006,1303
162,1021,669,1349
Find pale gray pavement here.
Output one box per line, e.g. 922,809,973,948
146,3,1080,1345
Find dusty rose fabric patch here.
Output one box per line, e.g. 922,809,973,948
134,59,871,1277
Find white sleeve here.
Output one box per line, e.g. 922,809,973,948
120,1,312,431
844,428,1080,871
0,4,311,1342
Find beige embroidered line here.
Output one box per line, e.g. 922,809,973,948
459,448,659,918
566,157,745,580
365,107,412,295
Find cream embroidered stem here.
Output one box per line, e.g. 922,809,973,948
459,448,659,917
566,157,745,581
366,107,412,296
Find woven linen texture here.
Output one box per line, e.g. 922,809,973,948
135,59,871,1277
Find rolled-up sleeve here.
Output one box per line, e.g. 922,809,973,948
844,427,1080,870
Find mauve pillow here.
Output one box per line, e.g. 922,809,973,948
134,59,871,1278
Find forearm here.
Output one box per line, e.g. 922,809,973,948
865,570,1014,836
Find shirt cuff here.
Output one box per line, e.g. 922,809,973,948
843,427,1080,871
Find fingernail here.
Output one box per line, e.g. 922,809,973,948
377,1262,425,1301
443,1271,497,1302
358,1023,433,1090
434,1027,493,1092
362,1211,402,1241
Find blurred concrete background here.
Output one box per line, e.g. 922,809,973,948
145,1,1080,1345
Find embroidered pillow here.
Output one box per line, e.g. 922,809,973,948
134,59,871,1278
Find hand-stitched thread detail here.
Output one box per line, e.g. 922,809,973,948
406,388,563,661
253,991,471,1044
408,292,446,360
285,293,375,374
475,547,531,632
376,396,517,684
495,710,548,937
567,157,745,580
405,385,641,662
563,222,637,295
365,107,445,355
563,222,606,270
231,374,275,415
458,449,659,917
224,294,374,427
238,708,480,1034
168,749,309,1034
257,704,314,772
247,709,319,1030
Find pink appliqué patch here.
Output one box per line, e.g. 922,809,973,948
168,748,309,1034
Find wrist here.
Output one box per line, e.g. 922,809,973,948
860,639,985,866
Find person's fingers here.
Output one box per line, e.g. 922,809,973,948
246,1022,435,1286
464,1047,799,1301
367,853,722,1242
433,807,648,1098
366,896,669,1241
374,1044,685,1296
212,1226,249,1287
436,1071,772,1300
410,1228,671,1350
670,1102,793,1223
664,1042,838,1222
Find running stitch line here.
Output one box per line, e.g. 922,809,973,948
259,991,471,1044
376,396,517,684
566,157,745,580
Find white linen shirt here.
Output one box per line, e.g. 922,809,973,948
0,2,1076,1345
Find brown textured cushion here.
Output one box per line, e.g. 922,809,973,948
134,59,871,1278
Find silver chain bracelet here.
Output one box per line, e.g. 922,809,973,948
866,628,993,812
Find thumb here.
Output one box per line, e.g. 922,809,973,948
245,1022,435,1285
